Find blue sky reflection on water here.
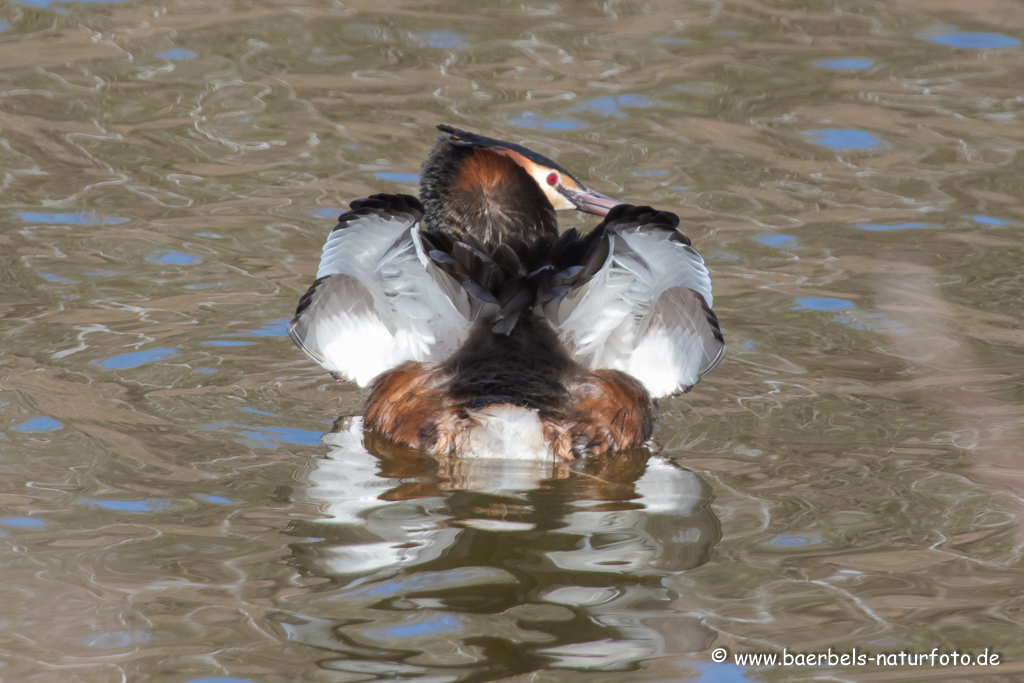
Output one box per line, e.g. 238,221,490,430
753,233,797,248
569,94,651,118
13,417,63,432
244,320,289,337
377,613,461,640
206,319,289,348
656,36,692,45
373,171,419,183
804,129,887,151
418,30,468,50
86,499,176,512
0,517,47,527
16,211,128,225
309,207,343,218
972,215,1006,226
195,494,233,505
201,340,253,347
95,347,177,370
147,251,201,265
509,111,584,131
813,57,874,71
924,32,1020,49
768,533,822,548
689,662,755,683
793,297,855,312
156,48,197,60
238,426,323,448
855,222,930,232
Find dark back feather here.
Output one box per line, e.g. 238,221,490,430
419,224,613,336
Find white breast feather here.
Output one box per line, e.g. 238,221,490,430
464,406,557,461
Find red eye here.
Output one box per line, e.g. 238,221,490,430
546,172,558,186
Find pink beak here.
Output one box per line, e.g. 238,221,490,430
561,186,623,217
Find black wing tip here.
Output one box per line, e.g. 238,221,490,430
285,316,304,351
694,293,725,345
599,203,693,244
293,275,332,318
703,341,727,376
692,290,726,379
289,277,332,366
686,289,725,348
602,203,679,228
286,315,327,366
352,193,424,213
331,193,424,232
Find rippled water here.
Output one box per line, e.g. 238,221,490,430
3,0,1024,681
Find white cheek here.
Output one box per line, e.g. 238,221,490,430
548,187,576,211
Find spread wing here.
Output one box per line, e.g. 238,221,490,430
288,194,471,386
542,204,725,397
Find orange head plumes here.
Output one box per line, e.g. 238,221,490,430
420,126,622,251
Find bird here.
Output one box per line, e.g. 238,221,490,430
288,125,724,461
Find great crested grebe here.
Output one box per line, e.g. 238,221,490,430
289,125,724,461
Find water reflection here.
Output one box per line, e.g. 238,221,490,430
752,233,797,248
923,32,1021,49
803,128,887,152
813,58,874,72
4,0,1024,677
508,111,585,131
281,419,720,675
855,222,931,232
15,211,128,225
155,48,197,61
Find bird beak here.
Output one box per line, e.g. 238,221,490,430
560,185,623,217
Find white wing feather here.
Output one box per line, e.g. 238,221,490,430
553,218,723,397
289,197,470,385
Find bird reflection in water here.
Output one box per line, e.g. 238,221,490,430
273,418,722,676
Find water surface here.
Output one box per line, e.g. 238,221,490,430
2,0,1024,681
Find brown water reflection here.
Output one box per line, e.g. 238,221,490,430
3,0,1024,680
277,421,718,677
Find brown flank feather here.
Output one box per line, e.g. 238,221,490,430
363,362,450,450
565,370,657,456
365,362,655,461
